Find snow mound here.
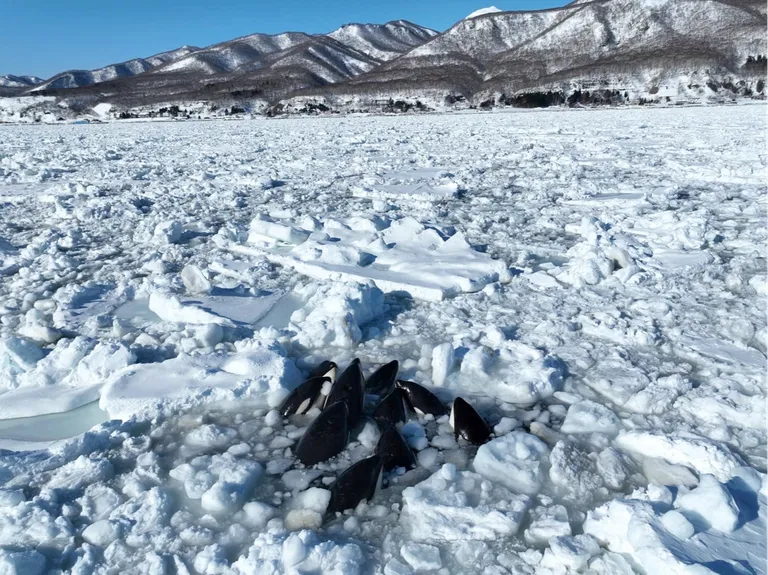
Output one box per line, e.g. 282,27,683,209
472,431,550,495
449,341,564,404
231,530,364,574
290,281,385,349
170,453,263,515
555,217,653,287
99,340,301,420
0,336,135,419
465,6,503,19
227,215,510,301
584,476,766,575
560,399,620,436
615,430,745,482
402,463,530,541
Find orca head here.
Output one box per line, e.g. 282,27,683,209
326,454,383,516
450,397,492,445
279,376,330,417
373,388,408,427
396,380,449,417
325,359,365,426
310,360,338,383
366,360,399,395
293,400,349,466
376,425,416,472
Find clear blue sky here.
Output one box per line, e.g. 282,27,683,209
3,0,565,79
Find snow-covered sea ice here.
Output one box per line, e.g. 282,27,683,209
0,104,765,574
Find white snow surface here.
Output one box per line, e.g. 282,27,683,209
465,6,503,19
0,105,765,574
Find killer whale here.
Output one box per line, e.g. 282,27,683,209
325,359,365,427
327,454,383,515
450,397,492,444
293,400,349,466
278,376,330,417
396,379,449,417
376,425,416,472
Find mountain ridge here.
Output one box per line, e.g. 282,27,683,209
2,1,765,118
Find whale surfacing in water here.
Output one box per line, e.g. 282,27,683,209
373,388,408,427
310,360,337,382
396,380,449,417
376,425,416,472
325,359,365,426
278,376,330,417
366,360,399,395
327,454,383,515
450,397,492,444
294,401,349,466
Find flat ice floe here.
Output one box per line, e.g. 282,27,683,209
0,105,765,574
223,213,511,301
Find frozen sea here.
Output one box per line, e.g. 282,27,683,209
0,105,765,574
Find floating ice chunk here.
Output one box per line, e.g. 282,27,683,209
660,510,695,540
447,342,562,405
549,441,603,503
153,220,182,244
560,400,620,436
77,484,122,522
47,455,114,491
539,534,600,572
248,213,310,245
0,336,44,389
642,458,699,488
417,447,439,469
583,489,764,575
0,490,25,508
460,346,495,376
615,431,744,482
232,529,364,574
17,322,63,344
185,425,239,449
431,343,454,387
587,552,636,575
0,501,74,551
290,281,385,349
749,275,767,296
82,519,122,547
524,505,571,545
402,464,530,541
100,343,300,420
385,558,414,575
170,453,262,515
400,543,442,571
291,487,332,515
201,459,263,515
0,549,47,575
230,215,508,301
181,264,212,295
472,431,550,495
148,291,234,326
282,469,323,492
675,474,739,533
240,502,277,529
285,509,323,531
622,375,692,415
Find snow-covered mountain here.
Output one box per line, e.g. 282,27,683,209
19,20,437,106
464,6,503,19
28,46,200,93
0,75,43,88
328,20,438,61
149,33,311,75
312,0,766,106
6,0,766,113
